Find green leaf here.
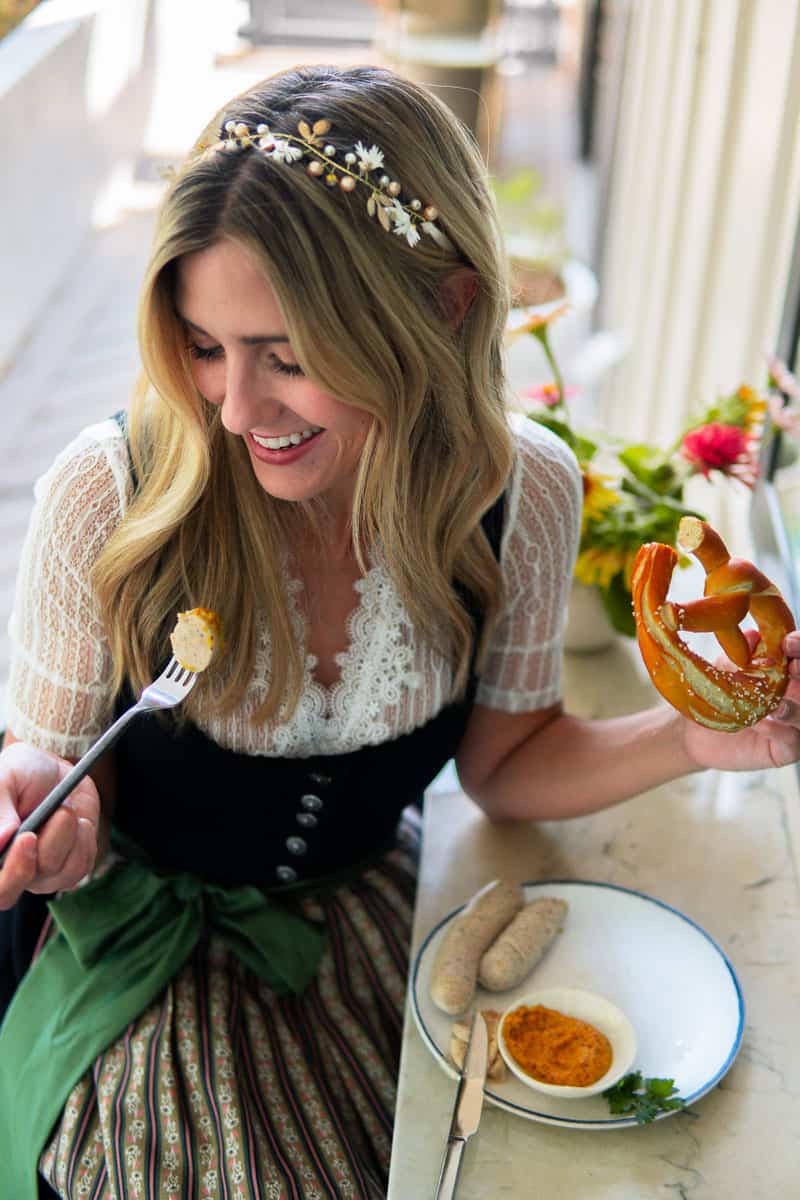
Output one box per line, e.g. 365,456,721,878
603,1070,641,1113
603,1072,686,1124
698,389,750,429
610,1071,641,1096
646,1077,679,1098
573,433,599,462
619,474,702,517
618,444,680,494
528,414,598,462
599,573,636,637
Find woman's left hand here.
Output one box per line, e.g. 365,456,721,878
681,630,800,771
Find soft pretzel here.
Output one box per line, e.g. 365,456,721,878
631,516,795,731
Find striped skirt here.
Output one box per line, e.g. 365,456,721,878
38,819,419,1199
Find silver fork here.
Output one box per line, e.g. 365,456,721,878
0,657,198,868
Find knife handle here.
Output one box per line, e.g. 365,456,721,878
434,1136,466,1200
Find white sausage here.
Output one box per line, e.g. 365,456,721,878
478,896,567,991
169,609,222,673
430,880,524,1015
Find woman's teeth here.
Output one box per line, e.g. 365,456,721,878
251,426,322,450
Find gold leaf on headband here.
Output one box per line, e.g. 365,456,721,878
298,120,313,140
377,203,391,232
313,119,332,136
367,195,376,217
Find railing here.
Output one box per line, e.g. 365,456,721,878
0,0,154,379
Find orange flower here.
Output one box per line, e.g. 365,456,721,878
734,385,767,434
504,303,570,346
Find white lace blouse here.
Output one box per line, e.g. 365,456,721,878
6,412,582,760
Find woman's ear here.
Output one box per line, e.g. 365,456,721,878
440,267,478,329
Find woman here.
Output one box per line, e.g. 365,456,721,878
0,64,799,1199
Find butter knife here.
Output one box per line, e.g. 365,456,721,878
434,1011,489,1200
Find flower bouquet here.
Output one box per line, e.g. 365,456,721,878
507,307,795,636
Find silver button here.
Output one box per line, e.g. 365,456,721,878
300,794,323,812
297,812,318,829
275,865,297,883
286,836,308,855
309,772,332,785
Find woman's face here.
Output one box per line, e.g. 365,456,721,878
175,238,371,515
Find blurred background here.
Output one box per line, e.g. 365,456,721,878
2,0,800,721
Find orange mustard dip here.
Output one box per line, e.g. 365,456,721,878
503,1004,613,1087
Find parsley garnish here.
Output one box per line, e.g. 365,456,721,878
603,1072,686,1124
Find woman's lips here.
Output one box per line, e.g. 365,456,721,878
246,428,323,465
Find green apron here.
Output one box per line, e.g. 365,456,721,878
0,860,324,1199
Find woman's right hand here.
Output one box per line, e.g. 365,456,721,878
0,742,100,909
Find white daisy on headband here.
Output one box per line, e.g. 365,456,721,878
354,142,385,173
269,140,304,164
388,204,420,248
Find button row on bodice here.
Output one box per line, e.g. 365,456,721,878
274,777,331,883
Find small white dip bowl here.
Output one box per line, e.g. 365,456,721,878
498,985,637,1099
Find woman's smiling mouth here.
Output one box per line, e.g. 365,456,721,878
246,427,325,463
250,425,323,450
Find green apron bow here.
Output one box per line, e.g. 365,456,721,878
0,860,325,1199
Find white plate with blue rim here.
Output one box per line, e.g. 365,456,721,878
410,880,744,1128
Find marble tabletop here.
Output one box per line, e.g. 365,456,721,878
387,639,800,1198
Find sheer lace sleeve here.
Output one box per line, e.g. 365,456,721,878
5,421,131,758
476,412,582,712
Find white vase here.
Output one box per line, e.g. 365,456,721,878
563,580,616,654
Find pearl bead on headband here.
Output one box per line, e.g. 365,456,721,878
216,118,455,252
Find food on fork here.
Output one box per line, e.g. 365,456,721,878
631,516,795,731
430,880,524,1015
478,897,568,992
449,1009,506,1081
169,607,224,672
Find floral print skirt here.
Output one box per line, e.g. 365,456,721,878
38,818,419,1200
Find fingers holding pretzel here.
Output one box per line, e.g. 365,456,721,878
631,516,796,732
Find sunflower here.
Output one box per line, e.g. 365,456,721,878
574,545,641,591
581,468,621,528
574,545,627,589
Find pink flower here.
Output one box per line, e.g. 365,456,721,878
766,353,800,400
522,382,577,407
768,392,800,438
681,422,759,487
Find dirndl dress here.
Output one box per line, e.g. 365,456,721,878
0,495,505,1200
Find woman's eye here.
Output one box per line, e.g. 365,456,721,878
186,343,302,375
268,355,304,378
188,343,223,361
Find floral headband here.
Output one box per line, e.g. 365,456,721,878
216,117,454,252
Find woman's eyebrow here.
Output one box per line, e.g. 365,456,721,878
177,313,290,345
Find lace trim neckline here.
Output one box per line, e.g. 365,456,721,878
279,558,426,747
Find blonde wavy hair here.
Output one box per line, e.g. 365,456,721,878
92,64,514,723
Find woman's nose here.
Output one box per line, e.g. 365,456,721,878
220,362,282,435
